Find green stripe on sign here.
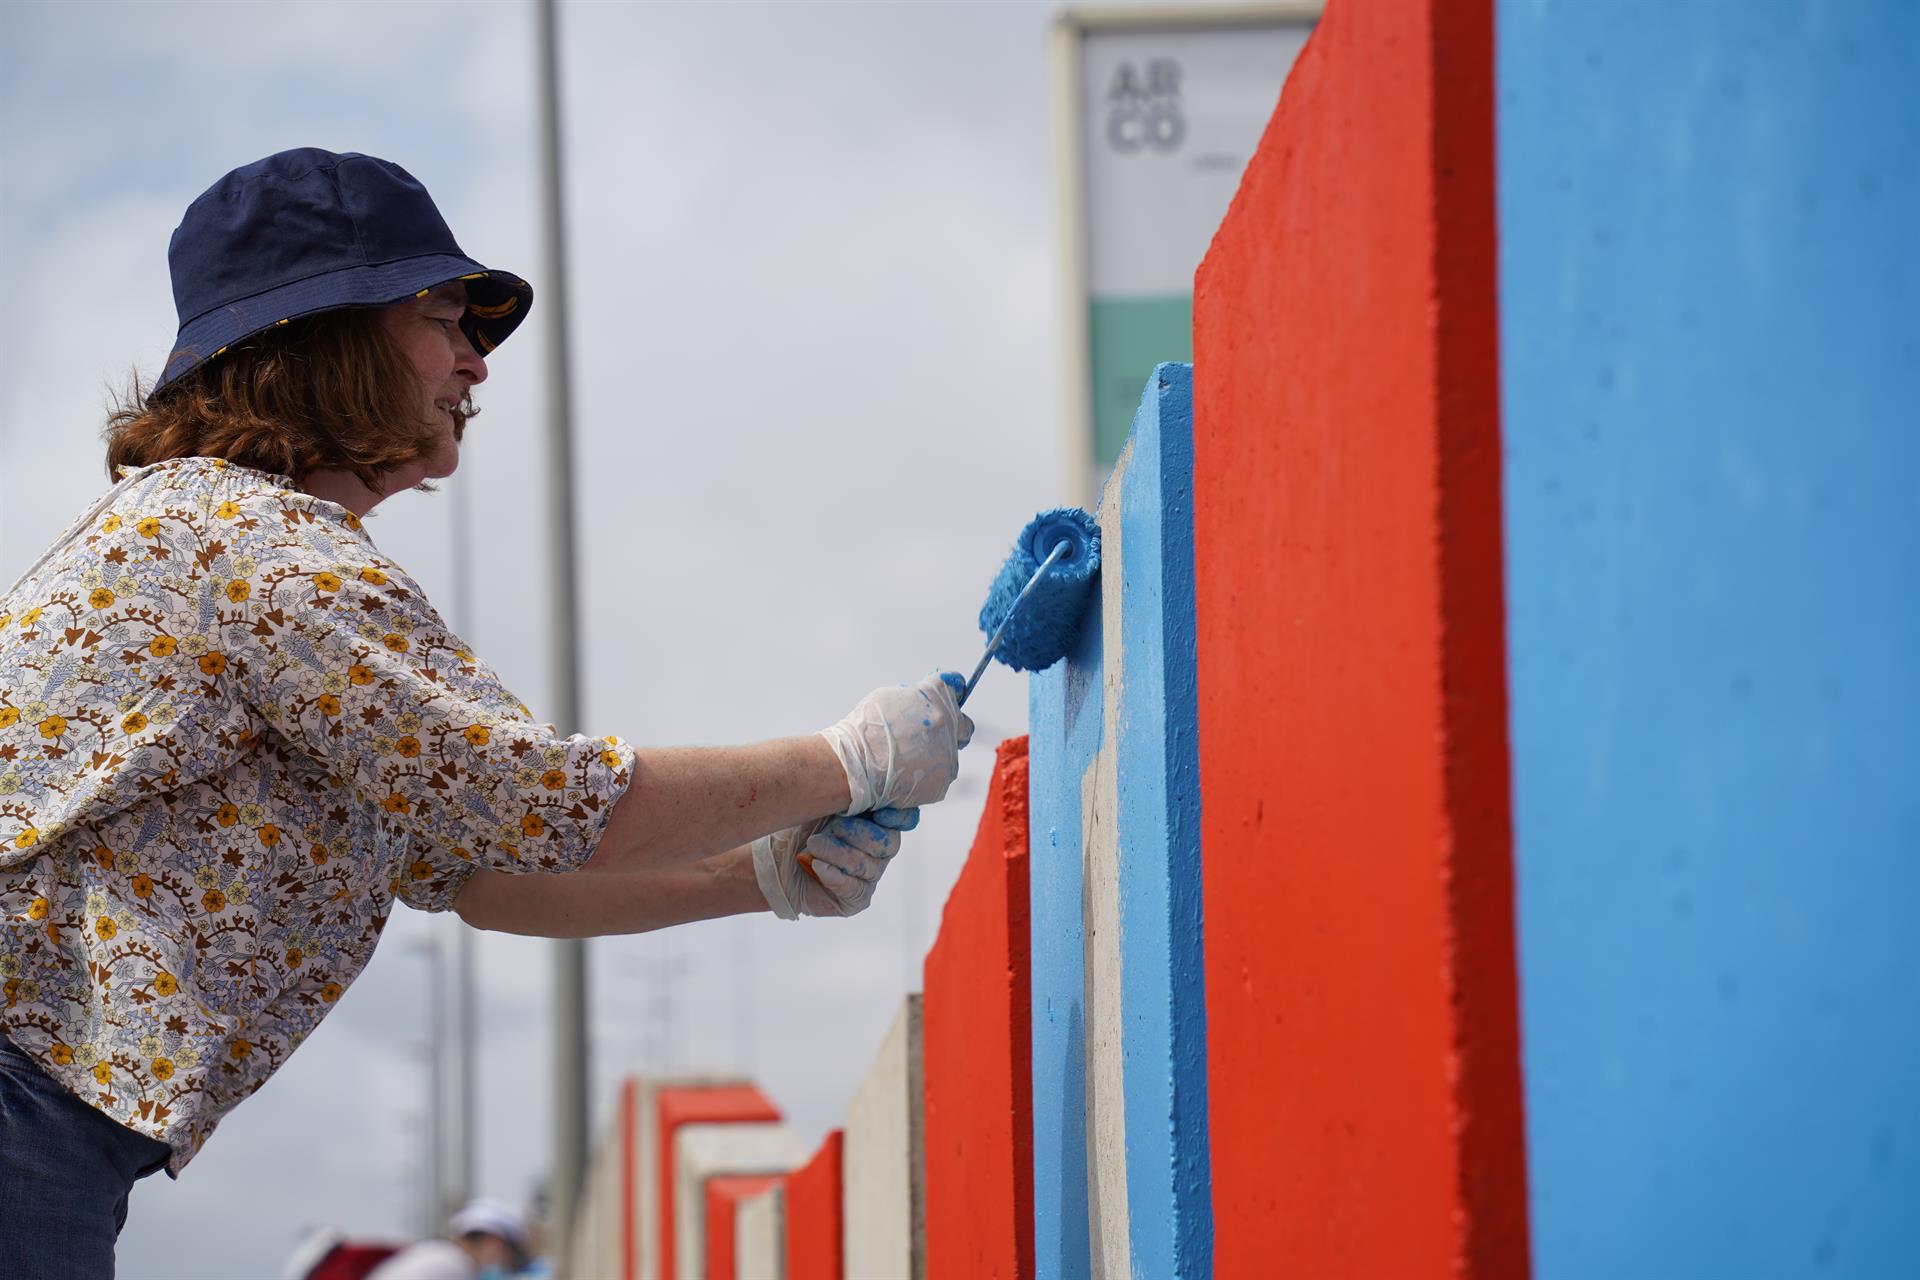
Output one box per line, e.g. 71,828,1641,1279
1090,294,1193,468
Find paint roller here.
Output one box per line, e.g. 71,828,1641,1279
798,507,1100,877
964,505,1103,698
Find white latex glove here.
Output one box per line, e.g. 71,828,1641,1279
753,807,920,920
818,672,974,815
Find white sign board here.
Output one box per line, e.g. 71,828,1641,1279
1057,9,1314,491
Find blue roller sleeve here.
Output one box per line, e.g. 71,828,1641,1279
977,507,1102,673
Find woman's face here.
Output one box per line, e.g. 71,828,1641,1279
376,282,489,484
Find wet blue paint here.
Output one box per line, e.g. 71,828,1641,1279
1112,363,1210,1277
1028,579,1103,1280
1026,364,1210,1277
1498,2,1920,1271
980,508,1100,672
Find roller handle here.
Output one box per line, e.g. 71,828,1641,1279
803,542,1071,884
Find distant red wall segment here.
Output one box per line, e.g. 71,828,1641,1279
922,737,1033,1279
783,1129,843,1280
1191,0,1529,1275
655,1085,781,1280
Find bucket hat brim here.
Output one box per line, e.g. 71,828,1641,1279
154,251,531,393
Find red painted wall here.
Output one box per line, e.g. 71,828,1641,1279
1191,0,1529,1274
655,1085,781,1280
782,1129,843,1280
922,737,1033,1280
704,1174,780,1280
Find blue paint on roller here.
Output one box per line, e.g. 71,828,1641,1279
977,507,1101,672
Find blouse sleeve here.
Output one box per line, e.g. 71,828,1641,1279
207,493,635,898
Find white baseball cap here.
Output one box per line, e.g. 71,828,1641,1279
448,1199,530,1254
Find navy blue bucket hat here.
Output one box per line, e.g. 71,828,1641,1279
154,147,532,392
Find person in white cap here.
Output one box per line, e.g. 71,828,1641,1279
365,1199,531,1280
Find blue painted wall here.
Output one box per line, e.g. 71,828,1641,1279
1028,572,1101,1280
1111,363,1211,1278
1027,364,1211,1277
1497,2,1920,1274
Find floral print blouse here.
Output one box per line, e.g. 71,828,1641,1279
0,457,634,1172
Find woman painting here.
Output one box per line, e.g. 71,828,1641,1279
0,148,970,1277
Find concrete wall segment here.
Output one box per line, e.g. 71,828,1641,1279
674,1123,805,1280
627,1074,758,1280
618,1076,636,1280
1191,0,1529,1273
1111,363,1211,1279
1027,532,1106,1280
1496,1,1920,1272
568,1078,633,1280
579,1122,616,1279
843,994,926,1280
705,1175,781,1280
1027,364,1214,1278
652,1081,781,1280
921,736,1033,1280
733,1183,784,1280
1081,447,1132,1278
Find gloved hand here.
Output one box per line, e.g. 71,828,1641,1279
753,807,921,919
818,672,974,815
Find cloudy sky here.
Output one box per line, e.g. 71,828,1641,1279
0,0,1220,1274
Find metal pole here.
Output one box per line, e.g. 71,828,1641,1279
452,921,477,1214
734,920,753,1075
446,444,477,1225
535,0,590,1270
423,938,445,1240
1050,13,1095,508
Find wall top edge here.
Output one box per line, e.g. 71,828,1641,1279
1055,2,1322,34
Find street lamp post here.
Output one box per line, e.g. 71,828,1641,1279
533,0,590,1271
405,933,447,1238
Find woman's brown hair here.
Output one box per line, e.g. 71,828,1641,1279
105,307,475,491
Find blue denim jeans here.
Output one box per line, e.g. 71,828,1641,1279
0,1030,171,1279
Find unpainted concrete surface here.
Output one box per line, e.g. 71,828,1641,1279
673,1122,804,1280
842,995,925,1280
733,1183,784,1280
